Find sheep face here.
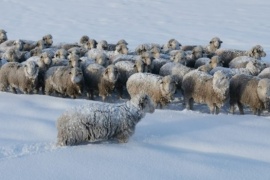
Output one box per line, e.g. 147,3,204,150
30,47,42,57
42,34,53,47
159,75,176,101
150,46,160,59
209,56,223,68
68,54,81,68
212,71,230,95
0,30,7,43
24,61,39,79
192,46,204,59
40,52,52,67
246,60,265,76
257,78,270,110
210,37,223,49
5,48,19,62
134,59,146,73
97,40,108,50
141,52,153,66
103,65,119,83
172,50,186,63
115,44,128,54
13,40,24,51
84,39,97,49
79,35,89,45
36,40,45,49
54,49,68,59
70,67,84,84
168,39,181,50
131,94,155,114
95,53,108,67
248,45,266,60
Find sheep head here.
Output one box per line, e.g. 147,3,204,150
248,45,266,60
159,75,176,102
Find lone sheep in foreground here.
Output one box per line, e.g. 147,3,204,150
230,74,270,115
56,93,155,146
182,70,230,114
127,73,176,108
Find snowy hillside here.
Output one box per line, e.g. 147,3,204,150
1,0,270,179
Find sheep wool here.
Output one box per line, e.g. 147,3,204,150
57,94,155,146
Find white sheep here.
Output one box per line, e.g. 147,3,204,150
114,59,146,97
0,61,39,94
126,73,176,108
195,56,223,73
0,39,24,52
97,40,108,50
161,39,181,54
204,37,223,55
230,74,270,115
0,29,7,44
210,59,265,78
258,67,270,79
107,39,128,51
42,34,53,48
83,64,119,101
56,93,155,146
44,66,84,98
229,56,261,68
215,45,266,67
159,62,192,91
182,70,230,114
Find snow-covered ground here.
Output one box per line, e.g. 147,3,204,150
1,0,270,179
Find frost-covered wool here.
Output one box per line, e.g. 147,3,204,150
127,73,176,108
151,58,169,74
196,56,223,72
229,56,263,68
56,93,155,146
0,40,24,52
210,59,265,78
54,49,68,59
215,45,266,67
107,39,128,51
44,66,84,98
21,39,45,51
258,67,270,79
230,74,270,115
83,64,119,100
204,37,223,55
0,29,8,44
182,70,230,114
135,43,161,55
83,39,97,50
115,59,146,97
97,40,108,50
0,61,39,94
161,39,181,54
185,46,205,67
159,62,192,90
79,35,89,45
194,57,210,68
170,50,186,64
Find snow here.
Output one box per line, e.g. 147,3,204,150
1,0,270,179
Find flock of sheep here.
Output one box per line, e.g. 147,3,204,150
0,29,269,145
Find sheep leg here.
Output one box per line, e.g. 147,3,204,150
10,87,17,94
237,101,244,114
185,98,194,110
116,131,130,143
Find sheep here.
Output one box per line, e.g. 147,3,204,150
54,49,68,59
150,46,170,59
68,47,87,57
42,34,53,48
25,52,52,93
135,43,161,55
82,39,97,50
229,74,270,115
126,73,176,108
79,35,89,45
151,58,169,75
159,62,192,91
170,50,187,64
182,70,230,114
44,66,84,98
52,54,82,68
114,59,146,98
229,56,260,68
0,29,7,44
83,64,119,101
0,39,24,51
215,45,266,67
258,67,270,79
0,61,39,94
210,59,265,78
195,56,223,72
21,39,45,51
97,40,108,50
185,46,205,67
194,57,210,68
107,39,128,51
204,37,223,55
161,39,181,54
56,93,155,146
